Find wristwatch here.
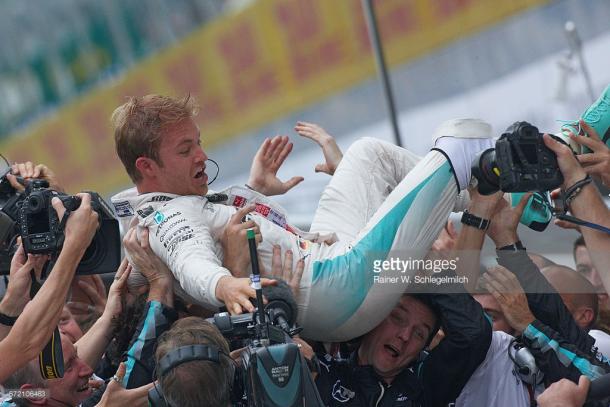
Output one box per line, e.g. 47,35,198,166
0,311,18,326
460,210,490,231
498,241,526,251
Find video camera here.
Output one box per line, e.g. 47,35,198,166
148,229,324,407
208,281,322,406
0,173,120,275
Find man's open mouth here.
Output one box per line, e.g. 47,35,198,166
384,344,400,358
77,383,90,393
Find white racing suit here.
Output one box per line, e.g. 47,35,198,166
111,136,489,341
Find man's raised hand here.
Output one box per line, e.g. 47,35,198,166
248,135,304,196
221,204,262,278
294,121,343,176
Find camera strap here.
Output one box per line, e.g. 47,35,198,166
29,270,65,379
556,213,610,235
58,209,71,231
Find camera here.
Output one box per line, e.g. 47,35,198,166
471,121,564,195
214,281,323,406
149,281,324,407
0,175,120,275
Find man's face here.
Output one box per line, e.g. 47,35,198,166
575,245,609,310
358,296,436,382
148,118,209,196
59,306,84,343
44,337,94,405
474,294,516,336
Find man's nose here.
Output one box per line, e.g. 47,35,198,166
397,326,412,342
196,145,208,162
79,361,93,377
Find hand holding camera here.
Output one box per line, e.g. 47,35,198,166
51,192,99,255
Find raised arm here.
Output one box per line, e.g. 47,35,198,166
0,193,99,382
543,133,610,301
451,188,503,292
75,259,131,369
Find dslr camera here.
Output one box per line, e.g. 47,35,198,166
0,175,120,274
471,121,564,195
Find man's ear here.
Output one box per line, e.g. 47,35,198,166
135,156,158,178
21,383,47,405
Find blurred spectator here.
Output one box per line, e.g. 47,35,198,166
573,236,610,313
58,305,84,344
67,275,107,332
541,266,599,330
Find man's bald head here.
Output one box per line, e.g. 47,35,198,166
528,252,555,270
542,265,598,330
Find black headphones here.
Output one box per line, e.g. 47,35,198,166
507,338,543,386
148,344,242,407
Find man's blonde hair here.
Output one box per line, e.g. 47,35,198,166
111,94,199,182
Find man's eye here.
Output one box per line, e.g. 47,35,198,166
391,313,406,325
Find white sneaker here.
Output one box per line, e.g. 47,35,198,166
432,118,495,190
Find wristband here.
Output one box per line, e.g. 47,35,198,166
563,174,593,208
460,210,491,231
0,311,18,326
498,241,526,251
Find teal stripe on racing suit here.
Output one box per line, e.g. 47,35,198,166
305,156,457,339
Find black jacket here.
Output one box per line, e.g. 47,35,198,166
315,271,492,407
496,250,610,385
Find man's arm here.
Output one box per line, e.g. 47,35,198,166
75,259,131,369
144,199,276,315
121,226,177,388
0,245,48,341
483,265,609,382
451,189,503,292
486,189,595,352
543,132,610,298
420,271,492,407
0,194,98,382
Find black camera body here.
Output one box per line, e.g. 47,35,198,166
472,121,564,194
19,181,82,254
0,177,120,275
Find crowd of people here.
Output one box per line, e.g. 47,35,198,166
0,84,609,406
